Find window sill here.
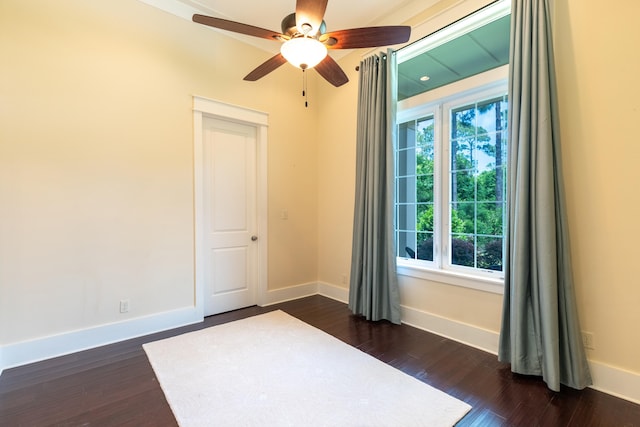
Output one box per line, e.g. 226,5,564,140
397,259,504,295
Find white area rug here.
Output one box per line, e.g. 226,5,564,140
143,310,471,426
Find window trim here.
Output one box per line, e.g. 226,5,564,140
397,260,504,294
396,66,509,294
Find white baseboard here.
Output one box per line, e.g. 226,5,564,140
318,282,349,303
261,282,319,306
0,306,202,374
400,304,500,355
589,360,640,405
260,281,349,308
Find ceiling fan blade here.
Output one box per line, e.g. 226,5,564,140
193,14,285,41
244,54,288,81
322,26,411,49
295,0,328,36
314,55,349,87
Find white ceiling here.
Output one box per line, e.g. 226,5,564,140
139,0,436,56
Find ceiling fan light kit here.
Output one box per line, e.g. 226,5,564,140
280,37,328,70
192,0,410,88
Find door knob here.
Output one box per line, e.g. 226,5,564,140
251,235,258,241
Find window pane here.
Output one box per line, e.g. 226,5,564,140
416,150,433,172
451,170,475,202
416,116,435,194
451,139,473,172
447,97,507,273
397,204,416,231
498,137,507,166
397,148,415,177
398,121,416,150
417,175,434,203
477,99,497,134
452,107,476,140
397,176,416,203
451,235,474,267
417,116,434,151
477,168,497,201
478,236,503,271
499,98,508,131
476,202,503,235
451,201,475,234
477,97,507,137
498,166,507,200
397,230,416,258
417,232,433,261
417,203,434,232
476,139,495,175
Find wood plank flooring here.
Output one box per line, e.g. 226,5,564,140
1,295,639,426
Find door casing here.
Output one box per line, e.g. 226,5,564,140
193,96,268,318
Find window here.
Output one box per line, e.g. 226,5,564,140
394,1,510,291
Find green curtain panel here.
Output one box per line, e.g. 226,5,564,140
498,0,592,391
348,51,401,324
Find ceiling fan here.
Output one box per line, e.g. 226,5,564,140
192,0,411,87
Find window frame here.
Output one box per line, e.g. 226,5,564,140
396,66,509,295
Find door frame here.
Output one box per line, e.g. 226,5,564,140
193,96,268,318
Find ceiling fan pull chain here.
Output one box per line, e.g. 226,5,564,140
302,69,309,108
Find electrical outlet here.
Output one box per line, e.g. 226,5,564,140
120,299,130,313
582,331,595,350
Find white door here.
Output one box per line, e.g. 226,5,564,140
203,117,258,315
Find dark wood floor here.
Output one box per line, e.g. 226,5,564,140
1,295,639,426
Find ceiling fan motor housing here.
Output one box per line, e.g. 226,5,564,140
281,13,326,37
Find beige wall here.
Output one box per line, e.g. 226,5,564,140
0,0,318,345
2,0,639,382
553,0,640,372
316,54,360,288
317,0,640,379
